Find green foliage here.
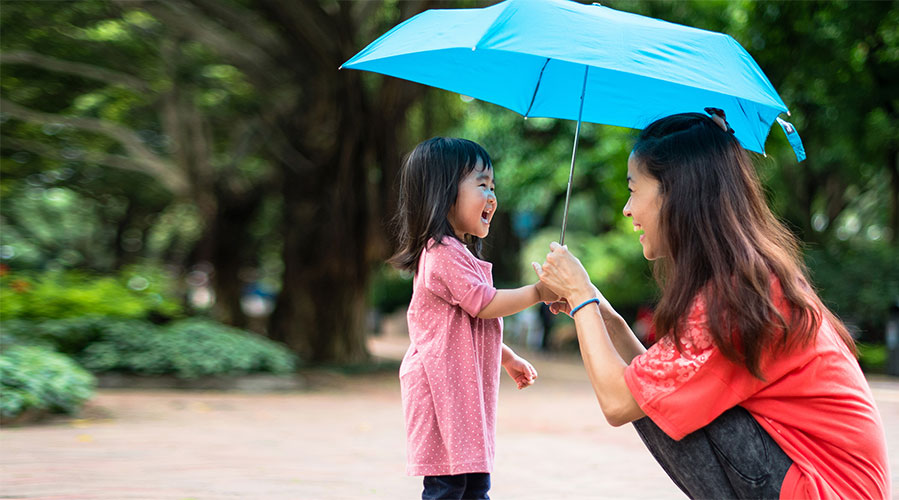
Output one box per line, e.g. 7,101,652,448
0,1,265,272
0,267,182,321
857,343,888,373
79,318,297,378
806,241,899,340
0,345,95,419
3,0,898,364
1,316,155,355
0,323,54,350
522,224,657,313
368,264,413,314
737,1,899,244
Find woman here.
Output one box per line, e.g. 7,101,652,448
533,110,890,499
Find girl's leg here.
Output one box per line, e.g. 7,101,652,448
632,406,792,500
461,473,490,499
422,474,466,500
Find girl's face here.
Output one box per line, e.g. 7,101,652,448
623,153,665,260
448,159,497,240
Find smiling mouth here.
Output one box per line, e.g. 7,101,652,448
481,208,493,224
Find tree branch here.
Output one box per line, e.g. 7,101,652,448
0,50,152,93
2,135,145,174
254,0,336,69
183,0,286,60
115,0,282,88
0,98,187,194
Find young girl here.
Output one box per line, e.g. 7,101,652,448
390,137,555,500
535,110,890,499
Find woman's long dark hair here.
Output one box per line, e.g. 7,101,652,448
389,137,493,273
633,113,855,378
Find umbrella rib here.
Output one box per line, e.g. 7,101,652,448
524,58,551,118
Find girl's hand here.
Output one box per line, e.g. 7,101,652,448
503,354,538,390
532,242,594,305
535,280,561,303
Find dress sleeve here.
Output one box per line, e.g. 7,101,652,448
422,240,497,317
624,295,766,440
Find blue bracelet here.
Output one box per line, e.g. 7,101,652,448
570,297,601,316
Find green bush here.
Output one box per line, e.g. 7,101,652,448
0,345,96,420
0,266,182,321
857,342,888,373
369,264,413,314
806,241,899,341
1,316,141,355
79,318,297,378
0,324,54,351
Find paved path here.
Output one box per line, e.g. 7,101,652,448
2,334,898,499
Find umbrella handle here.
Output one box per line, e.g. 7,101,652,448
559,66,589,246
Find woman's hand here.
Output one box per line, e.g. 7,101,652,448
548,300,571,316
503,354,538,390
532,242,595,305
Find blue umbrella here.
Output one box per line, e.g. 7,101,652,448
342,0,805,243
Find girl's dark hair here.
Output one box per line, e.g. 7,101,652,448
633,113,855,378
389,137,493,273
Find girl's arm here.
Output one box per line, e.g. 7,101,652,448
477,283,556,319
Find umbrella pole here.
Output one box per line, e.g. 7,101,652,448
559,66,589,246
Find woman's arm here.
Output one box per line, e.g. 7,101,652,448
597,296,646,364
567,290,646,426
535,243,646,426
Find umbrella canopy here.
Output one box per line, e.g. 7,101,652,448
342,0,804,241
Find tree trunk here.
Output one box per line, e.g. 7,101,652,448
208,188,263,329
265,55,424,364
267,122,371,363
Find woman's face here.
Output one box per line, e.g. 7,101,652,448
623,153,665,260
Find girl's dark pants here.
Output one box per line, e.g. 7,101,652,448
422,472,490,500
633,406,792,499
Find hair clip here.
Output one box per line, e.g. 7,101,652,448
704,107,735,135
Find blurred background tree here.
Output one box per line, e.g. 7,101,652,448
2,0,897,368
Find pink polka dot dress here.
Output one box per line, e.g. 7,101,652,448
400,236,502,476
